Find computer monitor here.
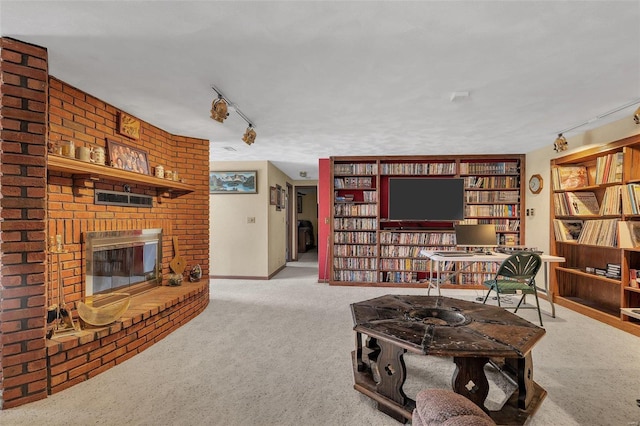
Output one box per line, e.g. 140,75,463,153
454,224,497,249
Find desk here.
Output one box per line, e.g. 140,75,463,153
423,251,565,317
351,295,546,424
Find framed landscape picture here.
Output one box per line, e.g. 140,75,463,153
210,171,257,194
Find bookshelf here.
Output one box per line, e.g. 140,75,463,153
550,133,640,336
330,155,525,288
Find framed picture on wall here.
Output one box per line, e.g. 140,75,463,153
297,194,303,213
117,111,141,140
270,186,278,205
106,138,150,174
210,171,257,194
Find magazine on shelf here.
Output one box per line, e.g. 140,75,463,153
553,219,583,242
553,165,589,190
564,191,600,216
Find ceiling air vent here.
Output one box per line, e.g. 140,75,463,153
95,189,153,208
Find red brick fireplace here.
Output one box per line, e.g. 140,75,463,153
0,38,210,408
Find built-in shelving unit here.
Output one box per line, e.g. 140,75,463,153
330,155,525,288
550,134,640,336
48,154,194,197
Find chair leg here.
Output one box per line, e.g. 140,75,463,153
533,290,543,327
514,293,525,312
482,287,493,304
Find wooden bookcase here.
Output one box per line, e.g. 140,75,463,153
550,134,640,335
330,155,525,288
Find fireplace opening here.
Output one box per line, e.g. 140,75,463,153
84,229,162,307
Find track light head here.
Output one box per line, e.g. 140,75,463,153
634,106,640,124
242,125,256,146
554,134,568,153
211,96,229,123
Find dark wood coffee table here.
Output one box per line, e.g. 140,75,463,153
351,295,546,424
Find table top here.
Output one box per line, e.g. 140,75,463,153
351,295,545,358
421,250,565,263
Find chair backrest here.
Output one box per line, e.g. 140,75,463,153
496,252,542,283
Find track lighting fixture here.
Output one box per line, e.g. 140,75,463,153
210,96,229,123
211,85,256,145
242,125,256,145
553,98,640,153
554,134,568,152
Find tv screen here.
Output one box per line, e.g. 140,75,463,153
388,178,464,221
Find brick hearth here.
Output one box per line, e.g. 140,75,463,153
46,282,208,394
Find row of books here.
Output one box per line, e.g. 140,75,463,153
463,176,519,189
334,177,373,189
553,191,600,216
465,204,519,217
595,152,623,185
459,162,519,175
333,163,377,175
552,152,623,191
333,231,377,244
465,190,519,203
577,219,618,246
380,162,456,175
380,246,431,258
333,244,377,257
553,219,640,248
333,203,377,216
380,232,456,245
379,259,430,271
622,183,640,215
460,218,520,232
552,165,589,190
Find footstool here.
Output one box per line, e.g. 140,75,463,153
412,389,496,426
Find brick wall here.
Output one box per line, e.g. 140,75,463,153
1,37,210,408
47,76,210,306
0,38,49,408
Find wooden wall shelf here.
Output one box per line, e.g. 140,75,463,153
48,155,194,196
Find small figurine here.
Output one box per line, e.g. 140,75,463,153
190,264,202,282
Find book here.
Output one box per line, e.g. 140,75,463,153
564,191,600,216
630,269,639,288
553,219,583,242
553,165,589,190
618,221,640,248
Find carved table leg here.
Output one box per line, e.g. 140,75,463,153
506,353,535,409
452,356,490,410
375,339,408,422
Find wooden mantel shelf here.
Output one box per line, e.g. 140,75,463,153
48,154,195,195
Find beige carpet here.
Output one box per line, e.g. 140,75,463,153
1,250,640,425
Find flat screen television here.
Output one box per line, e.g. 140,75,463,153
454,224,497,247
388,178,464,221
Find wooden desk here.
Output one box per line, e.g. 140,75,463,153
423,251,565,317
351,295,546,424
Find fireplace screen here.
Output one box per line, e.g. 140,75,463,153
85,229,162,302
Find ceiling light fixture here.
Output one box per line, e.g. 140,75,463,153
211,85,257,144
554,98,640,152
554,134,568,153
242,125,256,146
210,95,229,123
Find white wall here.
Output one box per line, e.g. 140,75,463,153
525,116,640,252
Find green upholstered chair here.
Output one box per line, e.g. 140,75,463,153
482,252,544,326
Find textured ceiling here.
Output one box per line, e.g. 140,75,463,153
1,1,639,181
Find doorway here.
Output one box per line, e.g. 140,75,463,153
294,185,318,260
